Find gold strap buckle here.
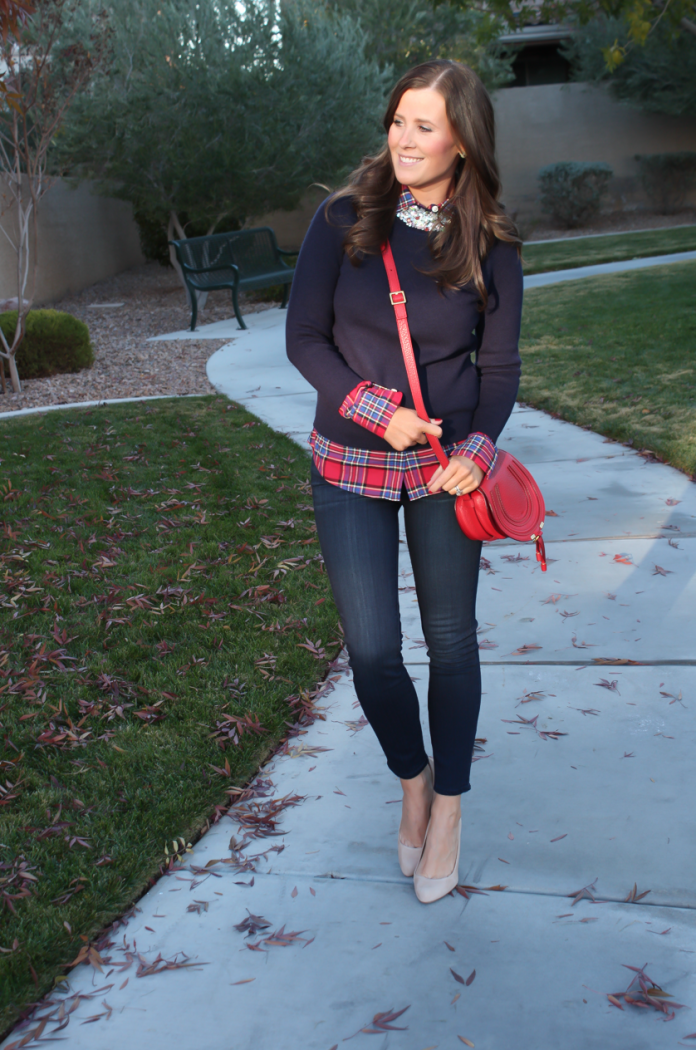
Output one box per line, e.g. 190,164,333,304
389,290,406,306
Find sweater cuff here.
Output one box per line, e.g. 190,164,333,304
456,432,497,474
339,382,403,437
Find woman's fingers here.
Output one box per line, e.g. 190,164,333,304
414,419,442,444
383,408,444,450
428,456,483,494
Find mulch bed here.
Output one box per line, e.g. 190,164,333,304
0,262,277,415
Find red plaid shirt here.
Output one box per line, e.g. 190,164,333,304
310,381,497,500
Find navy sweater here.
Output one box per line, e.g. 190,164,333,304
285,197,523,451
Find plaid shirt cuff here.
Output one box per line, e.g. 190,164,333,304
455,432,497,474
339,382,403,437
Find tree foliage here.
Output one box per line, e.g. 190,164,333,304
325,0,516,87
60,0,390,248
562,13,696,115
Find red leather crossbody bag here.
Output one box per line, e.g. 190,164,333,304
381,241,547,571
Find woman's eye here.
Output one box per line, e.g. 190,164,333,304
419,126,432,133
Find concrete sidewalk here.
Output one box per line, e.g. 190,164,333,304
6,302,695,1050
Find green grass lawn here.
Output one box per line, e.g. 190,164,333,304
522,224,696,275
519,259,696,476
0,396,339,1033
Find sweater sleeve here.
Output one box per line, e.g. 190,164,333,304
285,198,367,410
469,240,523,442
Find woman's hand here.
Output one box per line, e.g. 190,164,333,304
428,455,483,495
383,406,443,452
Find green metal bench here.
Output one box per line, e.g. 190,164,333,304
169,227,296,331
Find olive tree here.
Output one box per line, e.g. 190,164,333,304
60,0,389,270
326,0,516,86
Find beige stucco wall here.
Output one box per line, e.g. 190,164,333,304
0,178,144,305
248,185,329,252
494,82,696,221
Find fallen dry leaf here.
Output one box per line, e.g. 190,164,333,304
593,657,644,666
516,690,546,705
511,644,542,656
233,910,272,938
568,878,597,905
607,963,687,1020
344,1005,410,1040
595,678,620,694
501,713,567,741
624,883,651,903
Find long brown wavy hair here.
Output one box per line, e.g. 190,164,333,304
327,59,520,308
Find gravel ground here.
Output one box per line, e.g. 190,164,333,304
522,206,696,242
0,261,278,414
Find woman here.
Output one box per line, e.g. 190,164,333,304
286,59,522,903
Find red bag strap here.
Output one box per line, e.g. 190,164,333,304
381,241,449,471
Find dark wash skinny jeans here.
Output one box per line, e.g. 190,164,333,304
311,462,482,796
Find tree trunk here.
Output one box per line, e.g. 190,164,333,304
8,354,22,394
167,211,206,314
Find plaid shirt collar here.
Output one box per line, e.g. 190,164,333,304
398,186,450,214
397,186,452,231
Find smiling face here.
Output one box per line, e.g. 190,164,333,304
387,86,462,206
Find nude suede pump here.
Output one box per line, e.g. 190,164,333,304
413,816,462,904
397,757,435,877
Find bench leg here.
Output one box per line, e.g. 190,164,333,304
281,282,290,309
232,286,247,330
190,289,198,332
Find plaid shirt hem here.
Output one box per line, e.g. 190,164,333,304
310,430,497,501
339,382,403,437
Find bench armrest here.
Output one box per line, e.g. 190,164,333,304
277,248,298,259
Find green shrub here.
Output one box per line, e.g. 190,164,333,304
538,161,613,228
635,152,696,214
0,309,94,379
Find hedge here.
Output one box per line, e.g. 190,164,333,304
0,309,94,379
